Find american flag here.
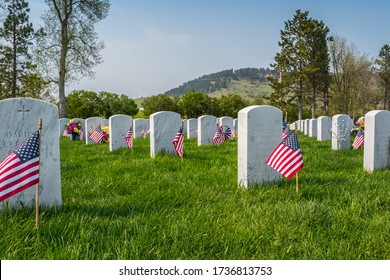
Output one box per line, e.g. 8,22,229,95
89,124,105,143
212,125,232,145
141,128,146,138
282,126,290,141
352,128,364,149
173,126,184,157
125,128,133,148
212,126,224,145
266,131,304,179
0,131,40,202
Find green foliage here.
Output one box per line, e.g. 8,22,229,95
178,90,214,118
35,0,110,117
141,94,180,116
0,0,38,99
66,90,138,119
218,94,250,118
375,44,390,110
98,91,138,118
271,10,330,119
0,134,389,259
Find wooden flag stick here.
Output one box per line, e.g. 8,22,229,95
294,120,299,193
36,118,42,230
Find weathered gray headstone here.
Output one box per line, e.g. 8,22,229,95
182,119,187,135
308,119,317,138
59,118,70,136
332,114,351,150
85,117,104,145
297,120,301,131
109,114,133,151
133,118,148,139
101,119,109,127
364,110,390,171
317,116,331,141
0,98,62,210
187,118,197,139
303,119,309,135
238,105,282,188
197,115,218,146
219,116,234,129
150,111,181,157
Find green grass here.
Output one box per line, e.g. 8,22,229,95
0,133,389,260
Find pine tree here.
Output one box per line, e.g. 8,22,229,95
0,0,35,98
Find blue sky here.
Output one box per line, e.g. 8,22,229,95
28,0,390,99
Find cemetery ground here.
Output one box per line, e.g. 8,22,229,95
0,132,389,260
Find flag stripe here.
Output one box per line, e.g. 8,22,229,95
266,131,303,180
0,159,39,189
0,131,40,203
173,127,184,157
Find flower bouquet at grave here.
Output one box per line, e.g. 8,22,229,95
101,125,109,142
352,117,365,134
66,119,82,140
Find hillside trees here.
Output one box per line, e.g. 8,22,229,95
376,44,390,110
35,0,110,117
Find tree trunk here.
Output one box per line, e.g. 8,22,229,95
298,77,303,120
311,80,316,118
58,19,68,118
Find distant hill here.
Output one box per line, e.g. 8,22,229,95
164,67,276,98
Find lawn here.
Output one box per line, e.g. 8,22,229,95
0,133,389,260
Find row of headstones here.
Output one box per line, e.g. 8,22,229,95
294,113,389,162
238,106,390,188
60,115,239,154
1,98,388,209
60,116,239,141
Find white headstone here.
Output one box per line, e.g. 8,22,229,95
332,114,351,150
109,114,133,151
317,116,331,141
308,119,317,138
303,119,309,135
85,117,104,145
182,119,188,135
101,119,109,127
364,110,390,171
133,118,148,139
0,98,62,210
297,120,301,131
238,105,282,188
150,111,181,157
233,118,238,133
198,115,218,146
59,118,70,136
187,118,197,139
219,116,234,130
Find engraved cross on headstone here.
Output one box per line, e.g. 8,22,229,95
17,105,30,120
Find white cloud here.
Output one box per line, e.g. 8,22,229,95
143,26,197,46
